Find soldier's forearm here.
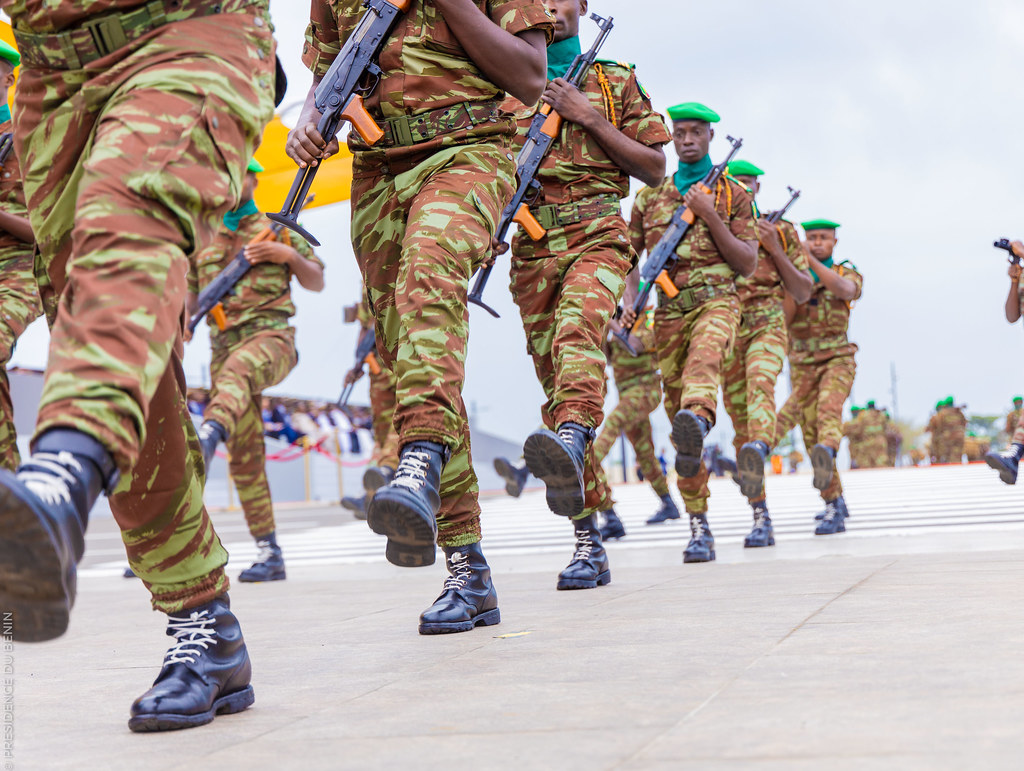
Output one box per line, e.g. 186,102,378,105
579,114,664,188
704,214,756,277
1005,283,1021,323
291,253,325,293
770,247,814,303
808,255,857,301
0,210,34,244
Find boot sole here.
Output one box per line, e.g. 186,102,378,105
599,528,626,541
743,535,776,548
985,454,1018,485
523,433,584,518
0,480,74,642
367,494,437,568
363,467,393,495
237,568,287,583
810,446,835,492
815,521,847,535
737,446,766,499
683,549,716,564
418,607,501,635
493,458,525,497
557,569,611,590
671,412,704,478
128,685,255,733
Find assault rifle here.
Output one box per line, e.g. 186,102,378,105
189,195,314,334
611,136,743,352
0,133,13,167
994,238,1023,265
337,327,381,408
764,186,800,225
268,0,411,246
467,13,615,318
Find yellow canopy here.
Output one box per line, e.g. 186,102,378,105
1,21,17,110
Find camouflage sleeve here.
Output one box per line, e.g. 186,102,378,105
616,69,671,147
840,263,864,301
302,0,344,79
489,0,555,42
728,181,757,244
781,220,810,271
283,230,324,269
628,187,650,256
357,294,374,329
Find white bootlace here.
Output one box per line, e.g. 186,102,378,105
442,551,472,591
753,512,767,529
198,423,218,441
823,502,837,522
253,539,275,564
558,427,577,446
18,452,83,506
162,609,217,666
571,529,594,562
392,450,431,492
690,517,706,539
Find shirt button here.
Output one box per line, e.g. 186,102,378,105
254,16,264,27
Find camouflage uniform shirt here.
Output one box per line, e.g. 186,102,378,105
195,212,321,334
0,119,27,251
629,175,756,292
787,260,863,365
504,61,669,205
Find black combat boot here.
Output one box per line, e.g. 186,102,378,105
815,496,849,535
123,567,138,578
810,444,837,492
493,456,530,498
985,443,1023,485
557,515,610,590
367,441,444,567
598,508,626,540
341,493,368,521
197,420,227,471
671,410,709,478
129,595,254,732
743,501,775,548
0,429,117,642
418,542,500,635
683,513,716,563
523,422,592,518
238,532,285,582
737,440,770,500
363,465,395,495
814,496,849,521
646,493,681,525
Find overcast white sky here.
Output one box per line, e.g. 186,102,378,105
8,1,1024,452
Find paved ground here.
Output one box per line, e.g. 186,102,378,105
7,465,1024,769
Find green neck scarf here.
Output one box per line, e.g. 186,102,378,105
0,104,10,124
547,35,581,81
809,255,834,283
674,155,713,196
223,199,260,232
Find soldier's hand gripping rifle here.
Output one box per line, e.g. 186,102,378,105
337,327,381,408
994,238,1024,265
188,195,314,334
611,136,744,353
267,0,411,246
467,13,615,318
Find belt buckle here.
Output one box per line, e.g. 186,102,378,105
679,288,696,308
82,14,129,58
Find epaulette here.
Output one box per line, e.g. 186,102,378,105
596,59,650,99
596,59,635,70
836,259,859,272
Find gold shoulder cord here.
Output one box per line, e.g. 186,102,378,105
594,63,617,125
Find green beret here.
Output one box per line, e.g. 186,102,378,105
0,40,20,68
850,406,862,414
1014,396,1022,404
667,102,720,123
943,396,954,407
866,400,876,409
801,219,841,232
246,158,264,174
727,160,764,178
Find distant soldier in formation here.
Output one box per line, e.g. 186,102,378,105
194,159,325,583
928,397,965,463
624,102,757,563
774,219,862,534
1004,396,1023,443
842,405,866,469
857,401,889,469
885,412,903,467
592,310,679,541
0,41,41,471
988,393,1024,484
340,292,399,520
722,160,812,548
504,0,669,590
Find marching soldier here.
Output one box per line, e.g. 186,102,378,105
842,405,866,469
987,393,1024,484
774,219,862,534
194,159,325,583
0,40,42,471
593,310,679,541
291,0,552,629
0,0,276,731
858,400,889,469
624,102,757,563
504,0,669,589
721,160,812,548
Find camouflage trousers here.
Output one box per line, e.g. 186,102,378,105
656,295,740,514
0,248,43,470
857,436,888,468
350,140,514,546
1013,411,1024,446
12,10,275,612
721,308,787,502
775,354,856,501
369,358,399,470
510,215,632,516
593,379,670,500
932,435,965,464
207,325,297,539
